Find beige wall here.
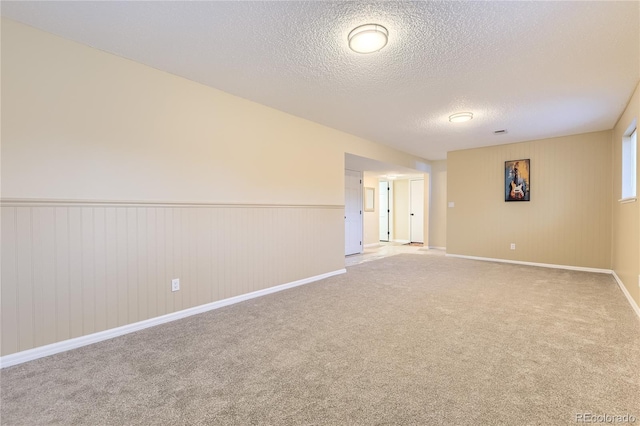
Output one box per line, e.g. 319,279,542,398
1,19,429,205
1,203,342,355
611,82,640,308
428,160,447,248
447,131,612,269
0,19,431,356
363,172,380,246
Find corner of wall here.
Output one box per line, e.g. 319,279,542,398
610,81,640,310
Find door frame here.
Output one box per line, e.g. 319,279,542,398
345,169,363,255
409,178,424,244
379,179,394,242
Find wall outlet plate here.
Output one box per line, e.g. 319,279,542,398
171,278,180,292
510,243,516,250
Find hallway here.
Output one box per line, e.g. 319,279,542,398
345,242,444,267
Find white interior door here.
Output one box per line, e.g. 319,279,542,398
345,170,363,255
410,179,424,243
379,181,389,242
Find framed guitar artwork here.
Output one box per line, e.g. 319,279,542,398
505,159,530,201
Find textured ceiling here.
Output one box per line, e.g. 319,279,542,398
2,1,639,160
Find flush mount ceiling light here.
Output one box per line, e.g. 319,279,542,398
448,112,474,123
348,24,388,54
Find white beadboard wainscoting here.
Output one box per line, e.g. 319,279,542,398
1,200,345,360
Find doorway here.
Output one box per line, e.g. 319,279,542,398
410,179,424,243
345,169,363,255
379,180,390,242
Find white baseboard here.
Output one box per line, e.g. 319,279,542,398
392,239,410,244
446,254,612,274
447,254,640,320
0,268,346,369
428,246,446,250
612,271,640,320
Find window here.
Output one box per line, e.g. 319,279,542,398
621,126,637,200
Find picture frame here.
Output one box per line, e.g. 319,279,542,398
505,159,530,202
364,187,375,212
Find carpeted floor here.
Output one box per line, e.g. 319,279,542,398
1,255,639,425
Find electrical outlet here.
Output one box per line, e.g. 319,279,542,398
510,243,516,250
171,278,180,292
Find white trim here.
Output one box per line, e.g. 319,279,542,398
428,246,446,250
447,254,640,319
618,197,637,204
611,271,640,320
446,254,612,274
0,268,346,369
392,239,410,244
0,198,342,209
364,243,381,248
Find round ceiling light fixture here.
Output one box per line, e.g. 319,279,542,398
348,24,388,54
449,112,474,123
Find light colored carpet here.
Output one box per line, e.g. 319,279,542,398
1,255,639,425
